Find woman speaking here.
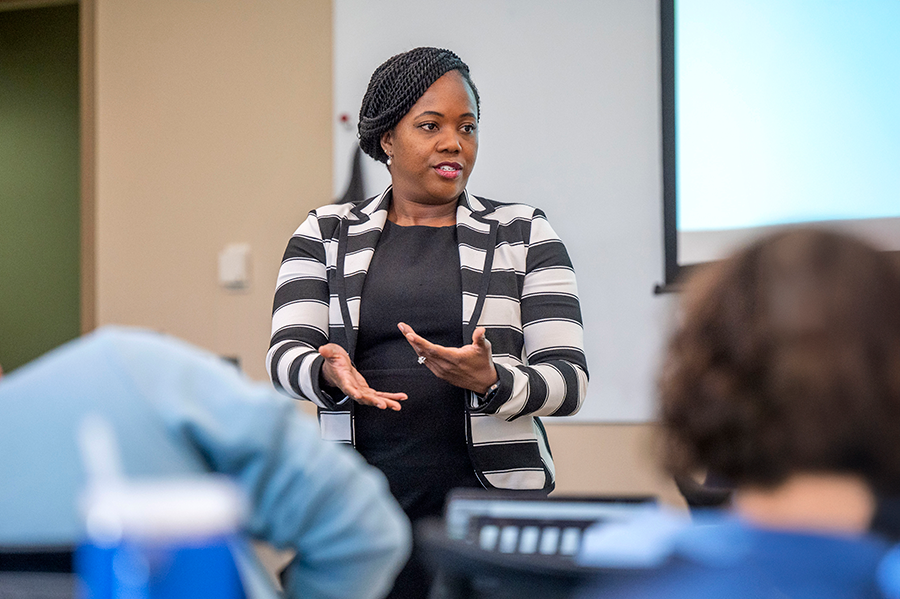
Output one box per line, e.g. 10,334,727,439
267,46,588,596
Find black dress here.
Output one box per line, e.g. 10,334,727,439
354,220,482,598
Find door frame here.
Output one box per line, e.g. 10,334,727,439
78,0,95,333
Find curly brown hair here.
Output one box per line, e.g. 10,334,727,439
660,229,900,492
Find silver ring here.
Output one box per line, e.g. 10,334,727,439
417,355,426,365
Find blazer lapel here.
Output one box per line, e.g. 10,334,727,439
456,191,498,340
336,188,391,359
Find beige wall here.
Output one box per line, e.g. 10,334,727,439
91,0,679,507
94,0,332,379
547,423,683,507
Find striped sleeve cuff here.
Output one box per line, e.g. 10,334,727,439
469,364,513,413
309,353,350,410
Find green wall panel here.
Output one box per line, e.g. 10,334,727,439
0,4,80,373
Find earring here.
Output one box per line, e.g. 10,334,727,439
386,156,393,166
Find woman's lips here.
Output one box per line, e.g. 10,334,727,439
434,163,462,179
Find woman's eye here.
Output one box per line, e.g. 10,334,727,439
461,124,476,134
420,123,437,131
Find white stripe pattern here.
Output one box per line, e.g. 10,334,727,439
272,302,327,338
470,413,535,444
522,266,579,297
524,320,585,357
276,257,325,288
478,296,523,329
319,412,352,442
483,470,547,489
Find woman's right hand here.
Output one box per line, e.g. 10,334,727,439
318,344,407,410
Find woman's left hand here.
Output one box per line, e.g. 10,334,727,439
398,322,499,395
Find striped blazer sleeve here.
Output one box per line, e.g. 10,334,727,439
473,208,589,421
266,210,344,410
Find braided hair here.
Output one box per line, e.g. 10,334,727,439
358,47,480,164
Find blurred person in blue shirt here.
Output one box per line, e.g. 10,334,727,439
0,326,411,599
579,229,900,599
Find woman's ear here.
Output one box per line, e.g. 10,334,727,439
380,130,393,160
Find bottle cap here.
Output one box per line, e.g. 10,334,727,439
82,476,246,545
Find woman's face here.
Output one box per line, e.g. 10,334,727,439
381,70,479,207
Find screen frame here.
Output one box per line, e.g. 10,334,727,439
658,0,684,292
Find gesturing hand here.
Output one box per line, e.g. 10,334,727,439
318,343,407,410
397,323,499,395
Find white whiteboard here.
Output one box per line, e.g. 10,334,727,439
333,0,674,422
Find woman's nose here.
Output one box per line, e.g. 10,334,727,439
436,130,462,152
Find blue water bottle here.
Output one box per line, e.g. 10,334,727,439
76,477,247,599
74,417,247,599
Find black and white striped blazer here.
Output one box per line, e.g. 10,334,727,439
268,187,588,491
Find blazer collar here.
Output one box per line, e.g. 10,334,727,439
351,186,493,222
345,186,392,224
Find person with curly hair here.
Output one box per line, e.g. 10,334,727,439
267,47,588,597
579,229,900,599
